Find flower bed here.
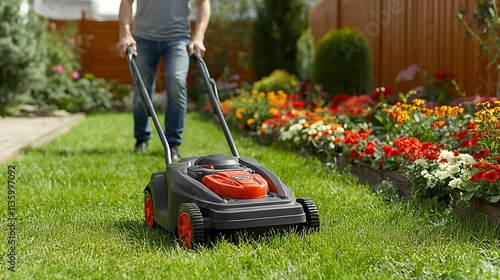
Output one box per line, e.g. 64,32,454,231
209,85,500,226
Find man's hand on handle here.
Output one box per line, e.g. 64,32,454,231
117,35,137,57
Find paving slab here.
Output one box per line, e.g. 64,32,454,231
0,113,85,164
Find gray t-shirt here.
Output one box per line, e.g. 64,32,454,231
132,0,191,41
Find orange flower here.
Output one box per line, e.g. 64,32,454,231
235,107,245,119
432,121,446,128
247,118,255,126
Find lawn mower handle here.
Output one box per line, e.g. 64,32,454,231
126,46,172,165
190,50,240,158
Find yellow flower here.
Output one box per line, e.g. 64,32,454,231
412,99,425,106
235,107,245,119
268,108,279,116
247,118,256,126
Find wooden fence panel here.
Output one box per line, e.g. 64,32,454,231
310,0,499,97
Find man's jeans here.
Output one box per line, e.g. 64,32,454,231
133,36,190,146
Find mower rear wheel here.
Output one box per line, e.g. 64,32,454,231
144,190,156,228
177,203,205,249
297,197,320,232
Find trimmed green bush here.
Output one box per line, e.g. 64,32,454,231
253,69,300,94
313,28,374,98
0,0,47,116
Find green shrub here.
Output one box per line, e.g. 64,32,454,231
313,28,374,98
296,28,315,81
0,0,47,116
252,0,308,80
32,69,112,113
253,69,300,94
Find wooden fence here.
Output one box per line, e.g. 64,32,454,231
310,0,499,97
50,2,499,99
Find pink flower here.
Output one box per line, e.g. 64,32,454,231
54,65,64,73
69,38,77,48
71,71,80,80
395,64,420,82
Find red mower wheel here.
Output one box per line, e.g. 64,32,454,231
144,190,155,228
177,203,204,249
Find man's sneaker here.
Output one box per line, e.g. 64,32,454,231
134,140,148,153
170,144,181,161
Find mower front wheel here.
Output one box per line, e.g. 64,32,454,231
297,197,320,232
144,190,156,228
177,203,205,249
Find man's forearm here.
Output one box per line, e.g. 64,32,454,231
119,0,134,37
192,0,211,42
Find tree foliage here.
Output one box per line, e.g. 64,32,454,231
251,0,308,80
0,0,47,115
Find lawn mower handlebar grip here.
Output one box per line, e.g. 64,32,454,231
190,50,203,63
126,46,135,61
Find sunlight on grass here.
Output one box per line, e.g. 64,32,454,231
0,113,499,279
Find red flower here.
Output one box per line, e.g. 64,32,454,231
473,149,491,159
452,130,468,139
382,145,392,155
467,122,477,130
483,170,499,183
434,72,456,82
469,170,487,182
349,148,357,159
364,142,376,155
292,101,306,110
330,94,350,106
358,153,365,161
288,94,298,100
389,149,401,157
472,162,493,169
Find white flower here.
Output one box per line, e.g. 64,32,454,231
414,158,429,169
446,164,461,176
456,153,475,164
438,150,454,162
435,170,450,180
448,178,463,188
329,142,335,150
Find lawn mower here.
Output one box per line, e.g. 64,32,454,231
126,46,320,249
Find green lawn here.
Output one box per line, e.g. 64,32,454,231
1,112,500,279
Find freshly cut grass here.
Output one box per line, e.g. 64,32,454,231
1,112,499,279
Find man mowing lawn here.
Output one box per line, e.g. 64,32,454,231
116,0,211,160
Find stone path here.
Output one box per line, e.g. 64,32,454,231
0,113,85,164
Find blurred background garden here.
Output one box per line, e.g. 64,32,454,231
2,0,500,220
